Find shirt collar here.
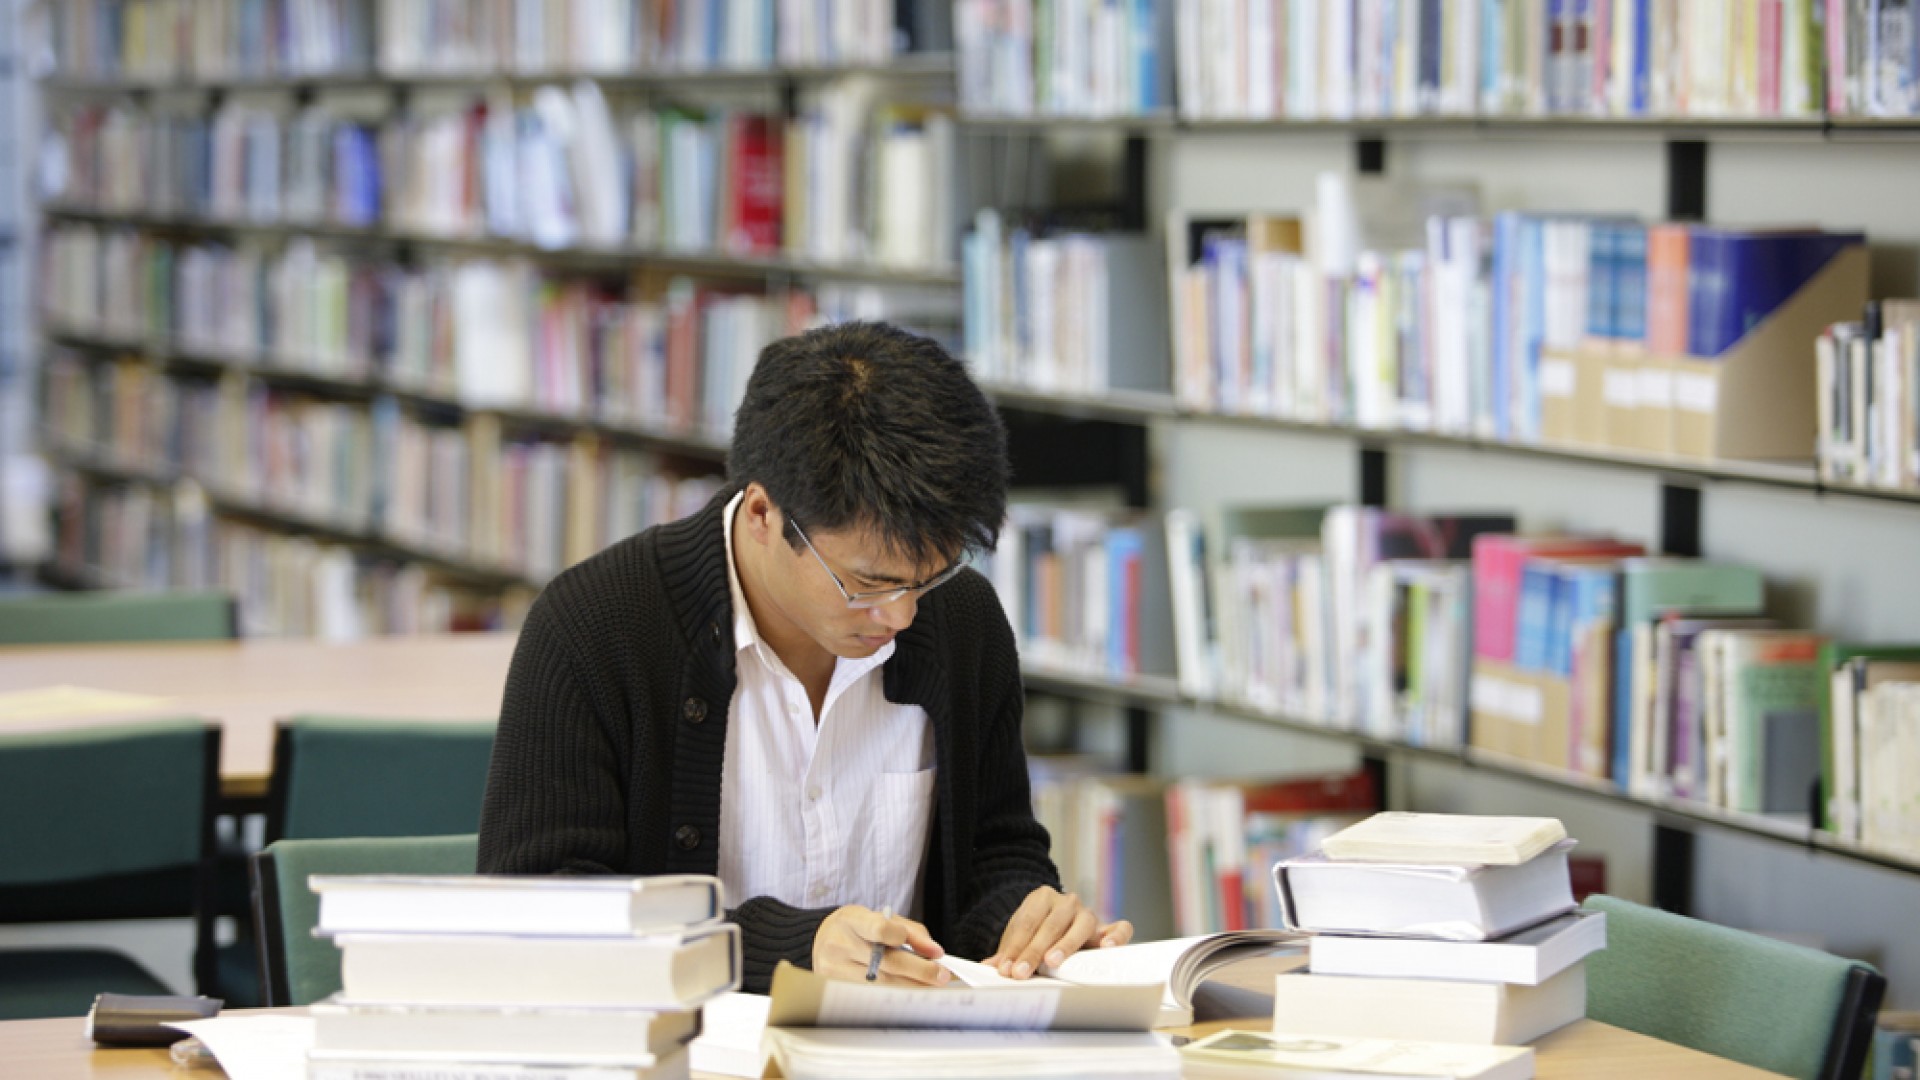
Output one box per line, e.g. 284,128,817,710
722,491,899,678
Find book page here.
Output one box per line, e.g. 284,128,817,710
1044,936,1202,988
817,980,1061,1029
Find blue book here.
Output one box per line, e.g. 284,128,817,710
1482,0,1506,109
1518,215,1546,439
1632,0,1653,113
1105,527,1144,675
1586,222,1617,341
1614,223,1649,346
1557,564,1619,677
1134,0,1161,109
1513,560,1558,672
1688,230,1863,358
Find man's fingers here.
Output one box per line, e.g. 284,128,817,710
876,948,951,987
1011,894,1085,978
1035,906,1098,971
896,916,945,959
1096,919,1135,948
994,889,1055,974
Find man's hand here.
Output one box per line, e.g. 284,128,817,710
986,886,1135,979
813,905,952,987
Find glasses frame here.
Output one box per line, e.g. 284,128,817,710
787,515,965,609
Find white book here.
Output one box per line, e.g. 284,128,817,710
1319,812,1568,866
310,999,698,1064
1270,963,1586,1046
312,874,724,937
307,1048,689,1080
766,1029,1181,1080
337,924,740,1009
1308,910,1605,986
1274,841,1577,941
1182,1029,1533,1080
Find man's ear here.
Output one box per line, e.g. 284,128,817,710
738,482,777,546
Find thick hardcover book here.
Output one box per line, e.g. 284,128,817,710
311,874,724,938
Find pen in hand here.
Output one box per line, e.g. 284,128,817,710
864,905,894,982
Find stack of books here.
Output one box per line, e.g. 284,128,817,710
1271,813,1604,1051
303,874,740,1080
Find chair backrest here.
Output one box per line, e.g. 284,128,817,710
0,590,237,645
0,719,222,990
251,834,479,1007
265,716,496,842
1583,894,1885,1080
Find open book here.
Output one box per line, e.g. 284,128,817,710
941,931,1307,1028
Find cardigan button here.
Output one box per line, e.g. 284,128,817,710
709,621,722,644
674,825,702,851
683,697,708,724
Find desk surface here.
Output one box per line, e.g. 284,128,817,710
0,632,518,797
1,1013,1788,1079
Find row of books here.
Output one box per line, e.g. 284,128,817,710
51,0,946,81
1818,299,1920,493
983,505,1176,680
51,0,376,82
961,210,1165,396
305,873,736,1078
48,86,960,271
50,471,525,638
41,224,949,437
1168,192,1864,462
954,0,1175,117
957,0,1920,119
43,351,725,587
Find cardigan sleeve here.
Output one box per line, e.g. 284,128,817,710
948,593,1063,959
477,592,632,876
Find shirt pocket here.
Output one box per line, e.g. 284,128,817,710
865,767,937,918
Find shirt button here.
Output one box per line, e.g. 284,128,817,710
811,885,828,900
682,697,707,724
674,825,701,851
806,784,822,801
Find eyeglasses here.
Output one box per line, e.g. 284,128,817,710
788,515,965,609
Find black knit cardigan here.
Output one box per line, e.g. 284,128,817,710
477,486,1061,992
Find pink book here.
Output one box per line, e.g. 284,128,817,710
1472,535,1645,662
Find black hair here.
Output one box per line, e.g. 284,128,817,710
728,321,1009,568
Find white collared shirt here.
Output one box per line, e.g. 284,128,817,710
717,492,937,917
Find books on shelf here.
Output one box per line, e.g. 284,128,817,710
1029,768,1175,942
1274,840,1578,941
1166,771,1378,938
1318,812,1569,867
1269,962,1586,1046
1817,299,1920,493
963,211,1169,396
987,505,1176,680
52,0,376,83
311,874,725,938
1824,643,1920,850
1306,910,1606,986
955,0,1174,117
1181,1029,1533,1080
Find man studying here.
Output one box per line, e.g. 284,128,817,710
478,321,1132,992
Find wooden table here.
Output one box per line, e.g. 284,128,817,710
2,1012,1788,1079
0,632,518,798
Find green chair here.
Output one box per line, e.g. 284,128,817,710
264,716,498,843
1582,894,1884,1080
0,719,222,1019
0,590,237,645
250,834,479,1006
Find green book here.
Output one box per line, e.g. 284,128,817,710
1818,642,1920,834
1616,557,1765,626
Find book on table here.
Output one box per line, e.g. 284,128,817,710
1318,812,1567,866
1180,1029,1534,1080
308,999,699,1065
1273,841,1577,941
1305,911,1605,985
762,1028,1182,1080
309,874,724,937
305,1052,690,1080
945,929,1310,1027
334,923,740,1009
1268,962,1587,1046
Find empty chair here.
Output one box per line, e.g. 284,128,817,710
1582,894,1883,1080
0,590,237,646
0,719,221,1019
264,715,497,843
251,834,479,1007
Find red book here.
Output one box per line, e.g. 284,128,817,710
1472,535,1644,663
1645,224,1691,356
726,115,783,254
1239,771,1380,815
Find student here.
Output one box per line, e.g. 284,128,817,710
478,321,1132,992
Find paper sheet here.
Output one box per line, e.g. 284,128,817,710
0,685,174,723
691,991,772,1078
817,980,1062,1029
165,1016,316,1080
